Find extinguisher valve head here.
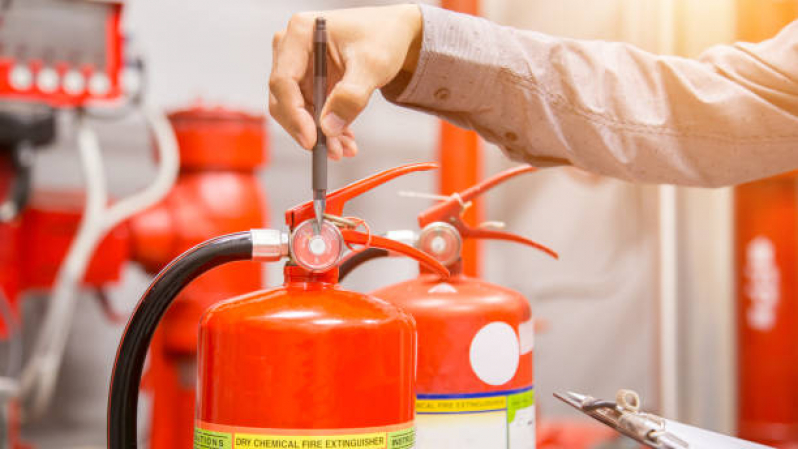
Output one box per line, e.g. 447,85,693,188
418,222,462,267
251,229,290,262
290,220,344,272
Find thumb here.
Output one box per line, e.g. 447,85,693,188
320,64,376,137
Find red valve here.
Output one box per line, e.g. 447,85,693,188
418,166,558,260
286,162,438,229
285,162,448,276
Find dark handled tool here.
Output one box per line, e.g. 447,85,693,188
312,17,328,233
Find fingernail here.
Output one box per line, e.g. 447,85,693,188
300,133,314,150
322,113,347,136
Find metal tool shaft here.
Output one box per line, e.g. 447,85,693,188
312,17,328,232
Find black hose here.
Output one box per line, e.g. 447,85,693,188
338,248,390,281
10,144,32,215
0,144,33,222
107,232,253,449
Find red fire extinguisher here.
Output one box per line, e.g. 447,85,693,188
339,166,557,449
107,163,449,449
736,172,798,448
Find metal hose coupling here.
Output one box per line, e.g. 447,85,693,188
251,229,290,262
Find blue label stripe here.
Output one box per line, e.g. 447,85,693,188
416,385,534,400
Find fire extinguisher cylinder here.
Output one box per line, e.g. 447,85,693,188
108,163,448,449
338,166,557,449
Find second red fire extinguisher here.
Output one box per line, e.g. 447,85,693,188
107,163,450,449
340,166,557,449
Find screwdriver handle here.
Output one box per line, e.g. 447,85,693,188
313,17,328,195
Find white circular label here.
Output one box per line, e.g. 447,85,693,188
9,65,33,90
36,68,60,93
469,322,520,386
88,72,111,96
63,70,86,95
430,235,447,255
309,236,327,256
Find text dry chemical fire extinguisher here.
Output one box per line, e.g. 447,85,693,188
107,163,449,449
340,166,557,449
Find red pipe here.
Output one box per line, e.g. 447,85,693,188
735,4,798,446
439,0,482,277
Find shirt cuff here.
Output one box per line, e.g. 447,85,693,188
382,4,502,112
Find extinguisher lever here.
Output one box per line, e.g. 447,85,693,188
418,165,536,228
416,165,557,259
462,227,558,259
341,229,450,277
287,162,438,229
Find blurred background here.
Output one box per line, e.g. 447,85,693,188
0,0,796,447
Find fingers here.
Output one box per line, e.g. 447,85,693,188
269,14,317,149
271,12,370,158
327,128,357,160
269,87,316,150
320,61,378,138
272,29,284,55
328,136,343,160
340,128,358,157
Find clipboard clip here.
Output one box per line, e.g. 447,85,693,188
554,390,689,449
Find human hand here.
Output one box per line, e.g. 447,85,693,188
269,5,423,159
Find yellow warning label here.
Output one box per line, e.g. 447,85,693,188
235,432,385,448
416,387,535,417
416,395,507,414
195,423,414,449
195,428,233,449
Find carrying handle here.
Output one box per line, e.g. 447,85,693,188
286,162,438,229
285,163,438,229
341,230,450,278
418,165,558,260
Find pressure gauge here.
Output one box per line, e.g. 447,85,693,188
290,221,344,272
418,222,462,267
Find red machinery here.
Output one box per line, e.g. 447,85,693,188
0,102,267,449
735,173,798,448
0,0,128,335
0,0,127,388
0,190,129,338
107,163,450,449
0,0,125,107
128,106,269,449
339,166,557,449
0,158,130,449
0,101,130,449
0,105,61,322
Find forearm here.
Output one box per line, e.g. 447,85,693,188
384,5,798,187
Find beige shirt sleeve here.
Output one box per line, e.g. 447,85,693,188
382,5,798,187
